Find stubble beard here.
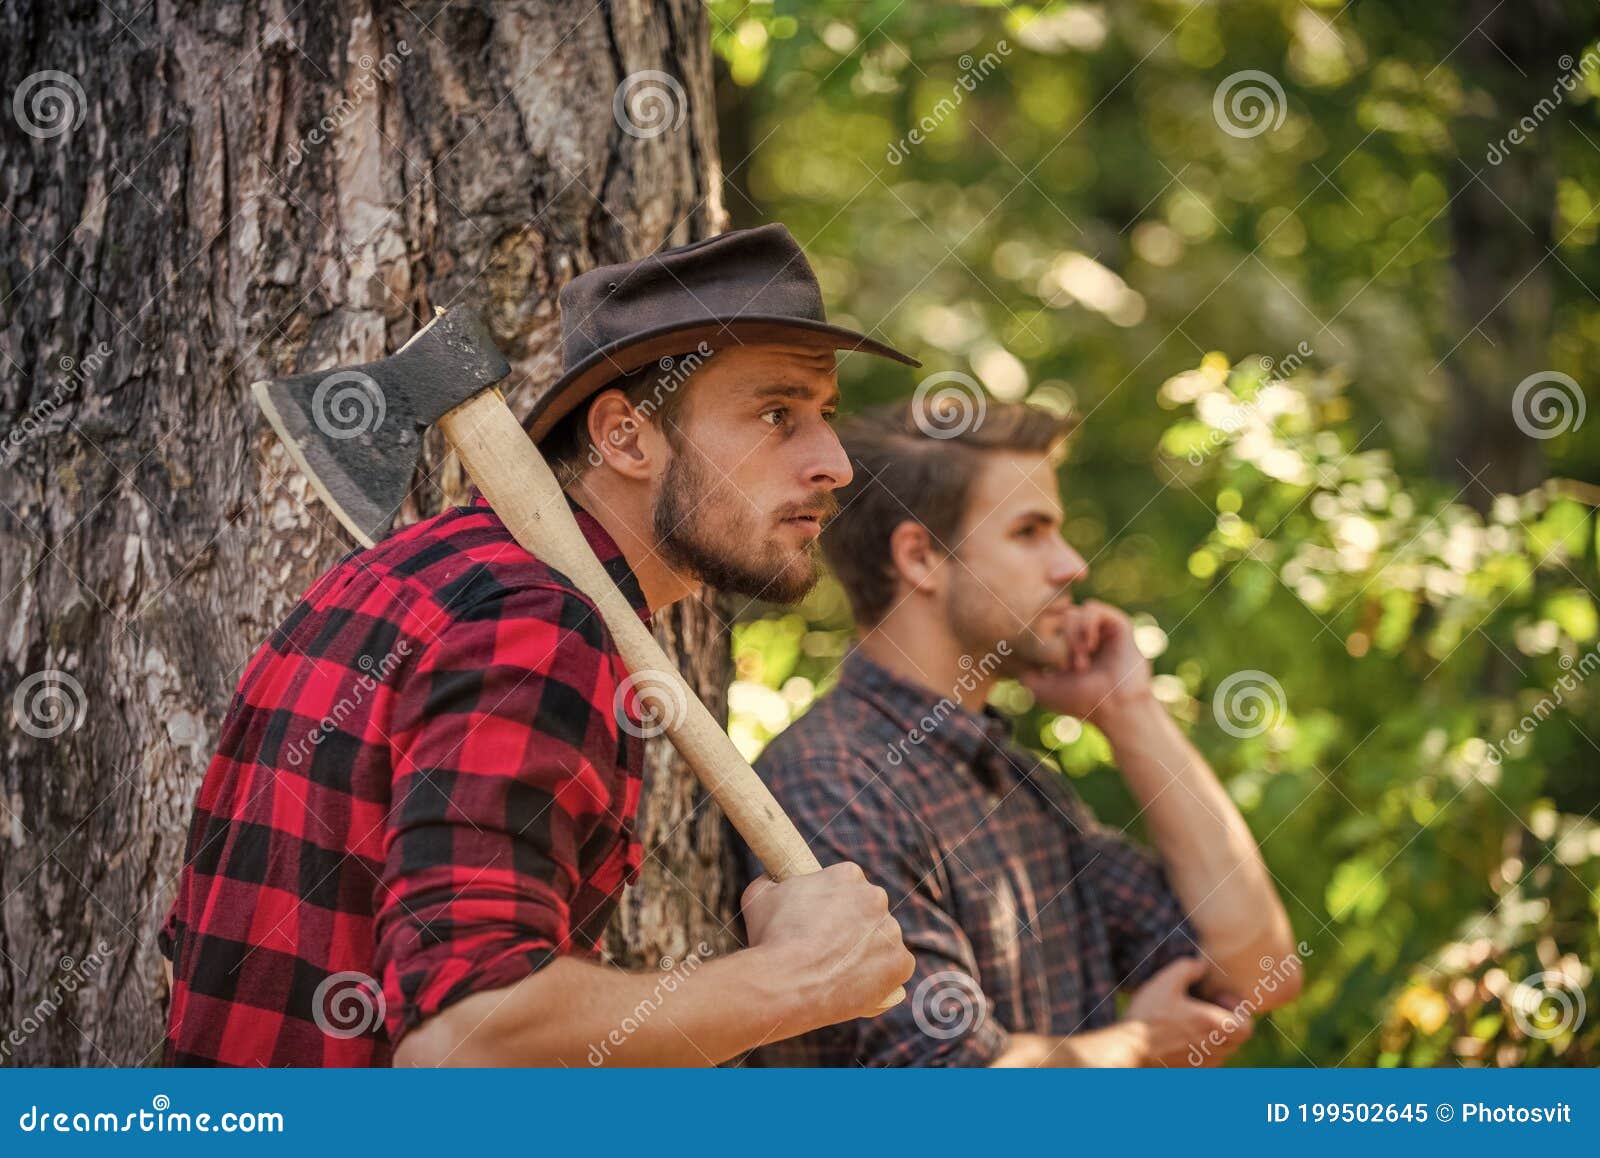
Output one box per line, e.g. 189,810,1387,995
652,445,824,604
946,562,1069,675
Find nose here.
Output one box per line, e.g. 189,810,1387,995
1049,538,1089,588
804,423,854,491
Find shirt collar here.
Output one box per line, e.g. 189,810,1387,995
470,492,651,623
836,647,1012,768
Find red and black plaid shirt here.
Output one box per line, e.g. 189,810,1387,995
739,650,1198,1066
160,497,649,1066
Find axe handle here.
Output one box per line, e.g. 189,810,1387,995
438,390,905,1012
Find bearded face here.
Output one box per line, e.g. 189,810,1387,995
946,555,1072,676
652,438,836,604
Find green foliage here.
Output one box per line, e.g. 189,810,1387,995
713,0,1600,1066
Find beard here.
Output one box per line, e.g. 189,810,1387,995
946,562,1070,675
652,443,831,604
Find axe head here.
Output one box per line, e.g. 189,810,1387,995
252,306,511,546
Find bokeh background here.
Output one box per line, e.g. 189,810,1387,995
709,0,1600,1066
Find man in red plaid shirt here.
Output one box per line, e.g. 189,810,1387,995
161,225,916,1066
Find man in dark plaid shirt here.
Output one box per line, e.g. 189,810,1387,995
741,400,1302,1066
161,226,916,1066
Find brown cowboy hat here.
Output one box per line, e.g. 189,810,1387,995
522,223,920,441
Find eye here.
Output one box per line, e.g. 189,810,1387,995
760,406,790,428
822,409,838,425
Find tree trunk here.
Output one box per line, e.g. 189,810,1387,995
0,0,734,1067
1441,0,1576,501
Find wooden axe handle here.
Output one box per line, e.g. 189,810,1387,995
438,389,905,1012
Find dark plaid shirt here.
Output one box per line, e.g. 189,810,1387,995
742,650,1198,1066
161,497,648,1066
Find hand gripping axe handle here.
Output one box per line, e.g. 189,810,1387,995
252,306,904,1012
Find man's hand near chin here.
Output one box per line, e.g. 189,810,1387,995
1019,598,1153,725
1015,598,1304,1019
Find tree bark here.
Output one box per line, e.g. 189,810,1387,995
0,0,734,1067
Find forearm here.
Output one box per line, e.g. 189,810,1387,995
990,1026,1147,1068
1096,694,1298,1002
394,948,804,1067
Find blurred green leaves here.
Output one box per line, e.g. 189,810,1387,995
713,0,1600,1066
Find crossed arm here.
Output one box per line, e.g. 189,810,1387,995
987,690,1301,1068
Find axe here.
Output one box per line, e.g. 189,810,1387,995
253,306,904,1010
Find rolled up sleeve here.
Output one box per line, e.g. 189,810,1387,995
376,585,624,1047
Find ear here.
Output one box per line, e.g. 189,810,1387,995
886,519,945,600
585,388,655,482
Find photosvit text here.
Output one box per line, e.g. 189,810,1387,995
1265,1101,1573,1126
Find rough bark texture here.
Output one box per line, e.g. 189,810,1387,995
0,0,737,1067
